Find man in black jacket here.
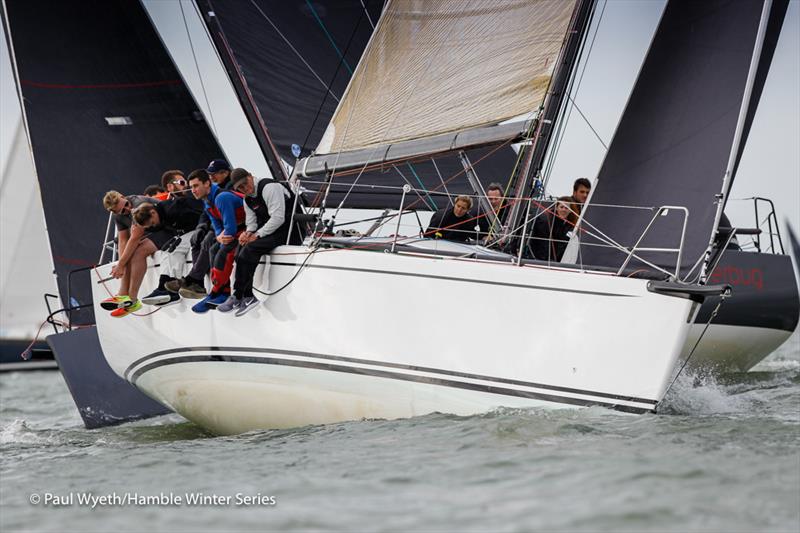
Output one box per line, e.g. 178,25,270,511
133,195,203,305
426,195,478,243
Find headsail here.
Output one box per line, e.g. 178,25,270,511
1,0,227,320
575,0,788,278
300,0,578,176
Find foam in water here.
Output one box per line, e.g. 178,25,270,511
659,371,754,415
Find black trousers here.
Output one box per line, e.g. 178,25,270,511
233,231,287,298
187,230,215,282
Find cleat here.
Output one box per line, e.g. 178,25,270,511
110,299,141,318
234,296,259,317
216,295,241,313
179,282,207,299
100,295,129,311
141,288,172,305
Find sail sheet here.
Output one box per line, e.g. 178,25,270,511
198,0,520,209
316,0,576,157
576,0,787,277
2,0,226,320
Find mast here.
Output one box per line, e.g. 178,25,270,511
700,0,774,282
194,0,288,181
504,0,595,237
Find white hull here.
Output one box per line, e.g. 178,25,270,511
92,244,698,435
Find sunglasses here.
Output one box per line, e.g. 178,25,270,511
171,179,187,186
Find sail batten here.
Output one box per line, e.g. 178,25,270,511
314,0,577,161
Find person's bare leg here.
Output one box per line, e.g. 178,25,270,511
118,268,131,297
129,240,157,301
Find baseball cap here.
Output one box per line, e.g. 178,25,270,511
206,159,231,174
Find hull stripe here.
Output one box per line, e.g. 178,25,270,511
125,347,658,407
270,261,636,298
131,354,654,414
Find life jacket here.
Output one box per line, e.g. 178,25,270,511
244,179,306,244
206,184,246,230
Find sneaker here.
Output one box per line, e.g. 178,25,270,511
164,279,183,293
100,295,129,311
157,292,180,307
235,296,260,317
191,292,228,314
216,295,241,313
110,299,141,318
179,282,207,299
141,288,172,305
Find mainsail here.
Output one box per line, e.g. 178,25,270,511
297,0,577,178
1,0,227,320
576,0,788,278
200,0,520,209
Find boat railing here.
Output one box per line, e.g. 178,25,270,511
292,178,692,280
727,196,785,254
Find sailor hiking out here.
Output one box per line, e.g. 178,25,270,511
216,168,304,316
187,168,246,313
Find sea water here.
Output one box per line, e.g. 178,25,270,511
1,337,798,532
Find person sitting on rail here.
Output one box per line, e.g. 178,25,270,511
165,160,233,300
529,196,573,262
426,195,478,243
215,168,304,316
187,168,246,313
160,170,190,198
100,191,171,317
132,194,204,306
144,184,167,199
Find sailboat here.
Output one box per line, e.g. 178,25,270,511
198,0,799,375
81,0,786,436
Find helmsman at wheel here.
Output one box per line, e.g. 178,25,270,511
216,168,304,316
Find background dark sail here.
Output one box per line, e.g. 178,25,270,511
2,0,226,321
196,0,519,209
577,0,788,277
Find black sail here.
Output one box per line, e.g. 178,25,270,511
1,0,226,320
577,0,788,277
196,0,519,209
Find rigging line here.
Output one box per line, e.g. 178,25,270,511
430,158,454,207
565,93,607,150
179,0,217,133
657,295,728,413
305,0,354,75
300,4,368,155
405,162,438,210
542,0,607,188
360,0,376,29
393,165,436,209
247,0,340,103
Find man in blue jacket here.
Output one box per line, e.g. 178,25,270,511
187,169,246,313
